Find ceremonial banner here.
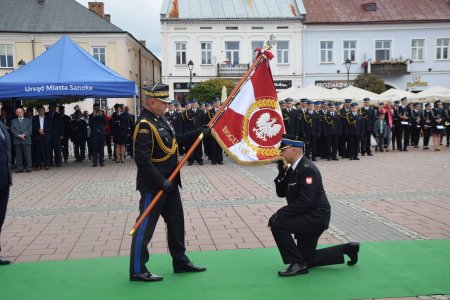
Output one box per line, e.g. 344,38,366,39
212,55,285,165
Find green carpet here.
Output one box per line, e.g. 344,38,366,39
1,239,449,300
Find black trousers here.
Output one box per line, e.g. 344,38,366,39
91,134,105,165
391,125,397,149
0,185,10,251
338,134,348,157
105,134,112,158
73,139,86,161
61,137,69,161
209,138,223,164
130,187,189,275
188,141,203,163
423,128,431,147
305,135,318,159
410,126,421,146
348,135,360,159
446,126,450,146
325,135,339,159
270,214,344,267
396,125,410,150
361,131,372,154
34,136,50,167
48,137,62,166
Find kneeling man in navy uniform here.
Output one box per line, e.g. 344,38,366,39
269,134,360,276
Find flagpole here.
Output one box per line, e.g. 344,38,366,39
129,50,271,236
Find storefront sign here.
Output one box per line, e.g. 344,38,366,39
274,80,292,89
315,80,353,89
406,76,428,89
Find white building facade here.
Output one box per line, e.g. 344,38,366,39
160,0,305,102
304,22,450,92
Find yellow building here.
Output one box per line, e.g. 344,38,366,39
0,0,161,114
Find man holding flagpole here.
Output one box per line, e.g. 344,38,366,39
129,83,208,282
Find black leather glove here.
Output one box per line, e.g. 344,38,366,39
161,179,172,192
268,213,279,227
277,159,288,175
201,125,211,138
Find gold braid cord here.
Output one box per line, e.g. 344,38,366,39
323,114,333,125
242,98,280,158
346,113,356,126
135,119,178,162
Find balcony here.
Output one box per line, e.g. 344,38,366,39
369,61,410,75
217,63,249,77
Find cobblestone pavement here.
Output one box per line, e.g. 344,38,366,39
1,146,449,263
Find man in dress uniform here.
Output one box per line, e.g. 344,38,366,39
346,102,365,160
184,99,205,165
269,135,359,276
206,98,223,165
282,98,297,135
396,97,411,151
130,83,208,282
89,103,106,167
338,99,352,158
296,98,308,139
318,101,328,159
410,103,422,148
59,105,72,163
422,103,432,149
323,102,341,161
46,102,64,167
360,98,376,156
301,100,321,161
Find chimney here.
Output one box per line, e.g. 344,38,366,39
104,14,111,22
361,2,377,12
88,2,105,18
139,40,146,47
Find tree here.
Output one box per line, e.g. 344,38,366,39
353,73,386,94
185,78,235,103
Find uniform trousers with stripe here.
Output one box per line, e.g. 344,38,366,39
129,185,189,275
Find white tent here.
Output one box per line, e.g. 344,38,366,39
410,86,450,102
335,86,383,102
277,85,339,101
379,89,416,102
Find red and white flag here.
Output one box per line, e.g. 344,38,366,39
211,52,285,165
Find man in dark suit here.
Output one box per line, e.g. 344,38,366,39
268,135,359,276
206,98,223,165
46,102,63,167
59,105,72,163
89,103,106,167
32,106,52,170
11,108,33,173
130,83,207,282
360,98,376,156
184,99,205,165
0,119,12,265
396,97,411,151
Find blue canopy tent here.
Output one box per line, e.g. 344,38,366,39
0,35,138,110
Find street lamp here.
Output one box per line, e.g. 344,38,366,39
187,60,194,90
345,58,352,87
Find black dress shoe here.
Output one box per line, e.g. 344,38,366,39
344,242,360,266
198,161,204,165
278,263,309,277
188,162,193,166
312,158,317,161
130,272,163,282
15,170,24,173
332,157,339,161
174,262,207,273
0,256,11,265
218,161,223,165
368,153,373,156
353,157,360,160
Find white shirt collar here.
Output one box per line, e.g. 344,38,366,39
291,155,303,171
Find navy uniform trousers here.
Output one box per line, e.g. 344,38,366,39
129,185,189,275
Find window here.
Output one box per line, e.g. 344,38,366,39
343,40,356,62
375,40,391,60
251,41,264,62
436,38,449,60
226,27,238,30
277,41,289,64
175,42,187,65
201,42,212,65
0,45,13,68
225,41,240,64
320,41,334,63
92,47,106,64
411,39,425,61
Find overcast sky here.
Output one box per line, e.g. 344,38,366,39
75,0,164,58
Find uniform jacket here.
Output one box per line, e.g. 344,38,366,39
89,113,106,136
134,108,200,193
344,112,365,136
339,107,351,134
302,111,321,137
296,108,307,138
274,156,330,228
282,108,297,135
11,117,32,145
45,111,64,138
70,118,88,142
183,108,205,132
0,121,12,188
32,115,52,141
360,106,376,132
165,110,183,134
322,111,341,136
398,105,412,126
